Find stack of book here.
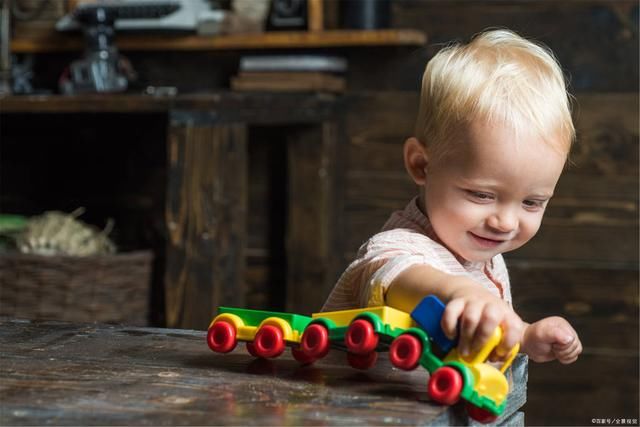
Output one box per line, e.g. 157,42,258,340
231,55,347,93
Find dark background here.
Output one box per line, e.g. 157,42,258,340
1,1,638,425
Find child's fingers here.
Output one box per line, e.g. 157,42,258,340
552,341,575,358
567,341,583,362
557,347,580,364
488,350,501,362
469,304,503,354
553,336,582,364
552,327,576,350
560,355,579,364
459,302,483,356
441,298,465,339
561,349,580,364
496,311,524,357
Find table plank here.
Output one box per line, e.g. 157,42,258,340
0,318,526,426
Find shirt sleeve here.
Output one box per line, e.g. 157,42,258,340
352,229,448,308
362,253,443,307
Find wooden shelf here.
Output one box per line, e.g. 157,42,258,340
0,94,171,113
11,29,427,53
0,93,340,124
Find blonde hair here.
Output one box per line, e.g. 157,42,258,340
415,29,575,162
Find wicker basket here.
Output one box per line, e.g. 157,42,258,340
0,251,152,325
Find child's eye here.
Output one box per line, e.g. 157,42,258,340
466,190,494,201
523,199,545,209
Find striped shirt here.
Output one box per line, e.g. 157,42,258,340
321,197,511,312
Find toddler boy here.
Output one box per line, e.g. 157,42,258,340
322,29,582,364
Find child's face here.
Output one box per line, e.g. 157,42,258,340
422,120,566,263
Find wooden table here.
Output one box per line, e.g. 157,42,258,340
0,318,527,425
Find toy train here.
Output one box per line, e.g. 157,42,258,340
206,295,519,424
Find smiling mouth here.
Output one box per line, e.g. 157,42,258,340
469,232,505,248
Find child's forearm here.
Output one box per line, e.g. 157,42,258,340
385,264,482,313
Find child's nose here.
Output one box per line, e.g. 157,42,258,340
487,208,518,233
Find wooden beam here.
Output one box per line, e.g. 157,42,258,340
165,113,247,329
286,121,344,315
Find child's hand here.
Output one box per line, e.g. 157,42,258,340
441,286,525,359
521,316,582,364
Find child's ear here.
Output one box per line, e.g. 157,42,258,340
403,137,429,185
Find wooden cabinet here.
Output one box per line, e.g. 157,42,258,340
0,92,344,328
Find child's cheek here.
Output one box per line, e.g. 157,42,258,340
518,214,544,243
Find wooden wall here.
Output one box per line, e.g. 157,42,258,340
328,1,638,425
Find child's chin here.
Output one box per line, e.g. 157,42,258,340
459,249,496,263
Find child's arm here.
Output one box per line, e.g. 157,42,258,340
385,264,524,358
386,264,582,364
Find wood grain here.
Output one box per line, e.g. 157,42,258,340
286,122,344,315
10,29,427,53
0,93,340,119
525,352,639,425
165,118,247,329
389,0,639,92
0,318,528,426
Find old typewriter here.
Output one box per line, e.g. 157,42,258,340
56,0,213,32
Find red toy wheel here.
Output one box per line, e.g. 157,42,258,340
389,334,422,370
246,342,259,357
207,321,237,353
345,319,379,354
291,346,316,365
253,324,286,358
300,323,330,359
347,351,378,370
428,366,463,405
466,403,498,424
